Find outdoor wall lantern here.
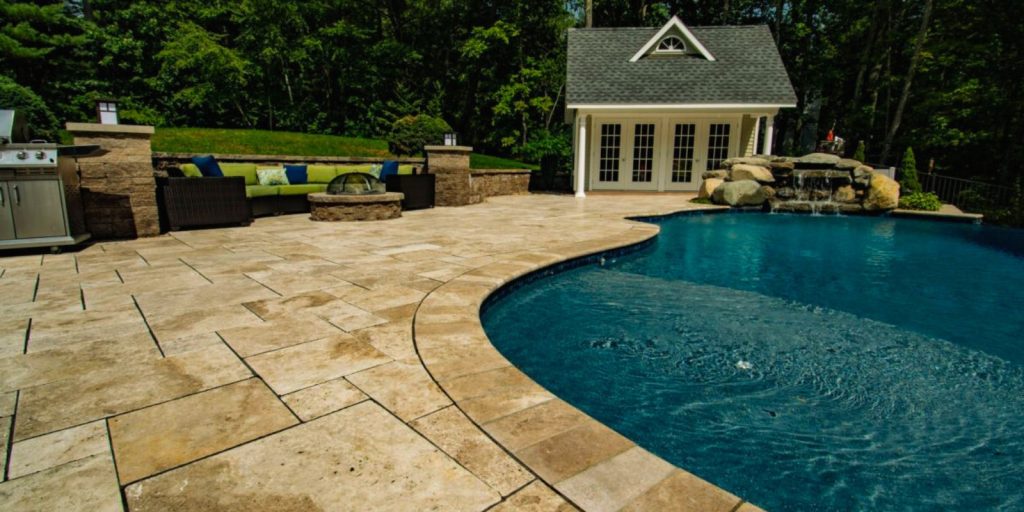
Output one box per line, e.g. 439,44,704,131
444,133,458,146
96,99,119,125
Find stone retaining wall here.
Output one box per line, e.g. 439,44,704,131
471,169,531,198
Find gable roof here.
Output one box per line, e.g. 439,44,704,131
629,15,716,62
567,24,797,108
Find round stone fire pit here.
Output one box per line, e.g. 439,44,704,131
308,192,404,221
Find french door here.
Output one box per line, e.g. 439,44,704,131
662,120,736,191
592,120,660,191
590,117,738,192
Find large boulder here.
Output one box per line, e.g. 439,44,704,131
852,165,874,188
835,158,863,170
723,156,770,167
834,185,856,203
702,170,729,180
864,172,900,211
794,152,841,169
697,178,724,199
712,180,769,207
731,164,775,183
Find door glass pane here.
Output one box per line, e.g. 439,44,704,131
632,123,655,183
598,124,621,182
671,123,696,183
707,123,731,170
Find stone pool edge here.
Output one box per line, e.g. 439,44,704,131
413,203,766,512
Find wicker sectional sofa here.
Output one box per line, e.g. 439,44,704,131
158,162,417,231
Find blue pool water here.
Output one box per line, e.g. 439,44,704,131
481,213,1024,511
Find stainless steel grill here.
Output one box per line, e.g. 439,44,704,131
0,109,93,251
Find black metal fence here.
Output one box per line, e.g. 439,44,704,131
918,172,1016,210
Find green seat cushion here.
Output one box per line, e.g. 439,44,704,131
245,185,279,198
398,165,414,175
307,165,337,183
277,184,327,195
221,163,259,186
179,163,203,178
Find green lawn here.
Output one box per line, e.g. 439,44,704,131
145,127,536,169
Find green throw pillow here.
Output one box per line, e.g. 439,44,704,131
256,168,290,186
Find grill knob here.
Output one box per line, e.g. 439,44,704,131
16,151,28,160
35,151,47,160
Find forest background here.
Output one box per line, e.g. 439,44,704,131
2,0,1022,205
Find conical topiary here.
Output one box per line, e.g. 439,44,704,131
899,147,922,195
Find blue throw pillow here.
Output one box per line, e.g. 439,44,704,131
379,160,399,181
284,164,308,184
192,155,223,177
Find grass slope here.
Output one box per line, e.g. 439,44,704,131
151,127,537,169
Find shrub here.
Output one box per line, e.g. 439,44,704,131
387,115,452,156
852,140,866,162
899,147,922,194
690,197,713,205
0,76,59,142
899,191,942,211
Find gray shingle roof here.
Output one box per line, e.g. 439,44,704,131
567,25,797,106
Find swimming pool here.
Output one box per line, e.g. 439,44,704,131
482,213,1024,511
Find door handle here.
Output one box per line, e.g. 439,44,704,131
12,185,19,205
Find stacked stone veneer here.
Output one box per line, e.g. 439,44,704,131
425,145,480,207
425,145,530,207
308,192,403,221
67,123,160,238
471,169,531,198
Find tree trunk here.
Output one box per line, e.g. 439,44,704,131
881,0,933,164
774,0,785,44
585,0,593,27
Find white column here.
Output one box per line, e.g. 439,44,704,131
762,115,775,156
751,116,762,156
575,115,587,198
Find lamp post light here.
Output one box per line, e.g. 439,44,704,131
443,133,458,146
96,99,119,125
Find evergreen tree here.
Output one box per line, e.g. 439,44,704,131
900,147,922,195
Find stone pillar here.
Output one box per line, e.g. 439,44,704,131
66,123,160,239
425,145,481,207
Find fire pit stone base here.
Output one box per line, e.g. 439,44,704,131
308,192,404,222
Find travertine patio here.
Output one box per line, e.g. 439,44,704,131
0,194,761,511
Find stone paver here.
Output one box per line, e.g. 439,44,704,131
124,401,500,511
0,194,754,511
218,316,342,357
491,480,579,511
281,377,368,421
109,378,298,484
9,420,109,479
555,447,677,512
0,453,122,512
410,406,532,496
347,360,452,421
245,333,391,394
15,343,250,440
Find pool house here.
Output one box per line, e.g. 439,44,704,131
567,16,798,196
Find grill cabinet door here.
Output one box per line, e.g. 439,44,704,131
10,179,67,239
0,183,14,240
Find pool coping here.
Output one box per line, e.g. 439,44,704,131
412,203,765,512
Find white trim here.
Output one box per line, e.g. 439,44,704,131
568,103,795,110
629,15,716,63
575,115,587,197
